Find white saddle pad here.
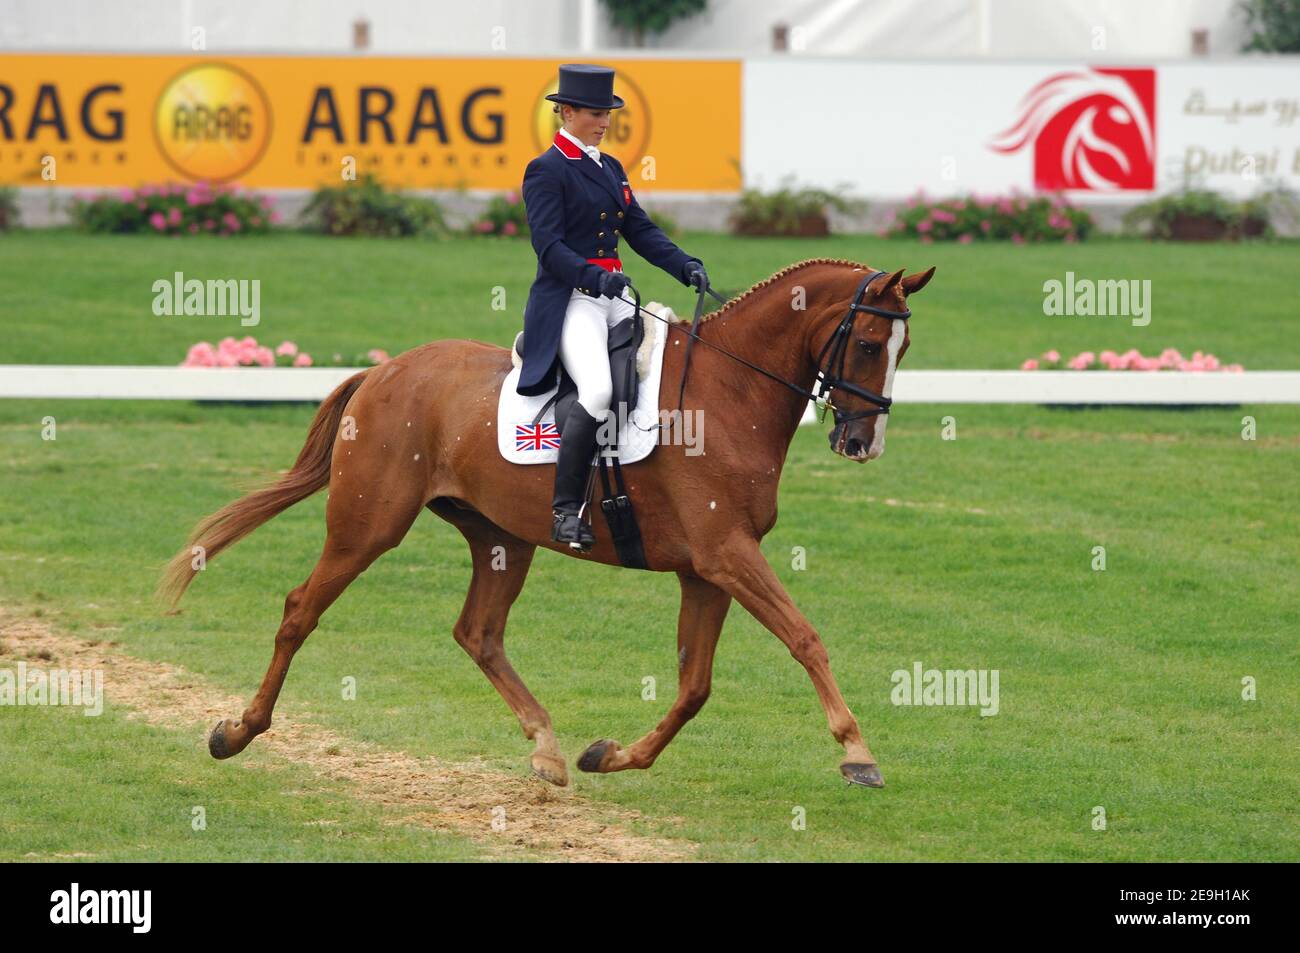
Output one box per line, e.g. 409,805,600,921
497,302,676,465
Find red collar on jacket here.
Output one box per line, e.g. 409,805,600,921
552,130,590,160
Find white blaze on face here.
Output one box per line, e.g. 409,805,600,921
866,320,907,459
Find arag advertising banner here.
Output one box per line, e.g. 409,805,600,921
0,54,742,191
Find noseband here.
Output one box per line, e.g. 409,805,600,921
812,269,911,424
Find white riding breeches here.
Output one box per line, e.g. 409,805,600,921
558,280,637,420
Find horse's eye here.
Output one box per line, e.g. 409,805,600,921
858,340,881,356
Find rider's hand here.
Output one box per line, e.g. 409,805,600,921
684,260,708,290
599,270,631,299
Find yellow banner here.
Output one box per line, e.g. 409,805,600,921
0,54,741,191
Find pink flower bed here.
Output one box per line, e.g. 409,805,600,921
181,337,390,368
1020,348,1243,372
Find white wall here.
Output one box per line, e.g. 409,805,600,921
0,0,1252,56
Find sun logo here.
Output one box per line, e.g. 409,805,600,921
154,62,272,182
990,67,1155,191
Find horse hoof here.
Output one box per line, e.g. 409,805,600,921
840,762,884,788
208,719,235,760
577,738,618,773
531,752,569,787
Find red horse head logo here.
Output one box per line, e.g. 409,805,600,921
990,68,1155,191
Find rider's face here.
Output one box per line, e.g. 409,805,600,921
563,106,611,147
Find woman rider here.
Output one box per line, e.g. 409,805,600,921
517,63,708,552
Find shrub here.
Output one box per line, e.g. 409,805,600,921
1123,186,1294,240
886,192,1093,243
301,174,448,237
730,176,862,236
71,182,275,235
469,190,528,237
0,187,18,230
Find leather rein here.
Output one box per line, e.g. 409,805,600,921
623,268,911,425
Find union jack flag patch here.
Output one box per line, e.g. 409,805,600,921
515,422,561,452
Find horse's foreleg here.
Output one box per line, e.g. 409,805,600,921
442,510,563,785
698,538,883,787
578,572,731,774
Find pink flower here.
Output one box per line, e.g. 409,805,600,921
275,340,298,357
188,223,199,233
119,188,134,202
931,209,956,224
1067,355,1092,370
293,353,313,367
253,346,275,368
1224,363,1244,373
502,221,518,236
1011,233,1025,245
505,190,520,204
203,219,216,230
1020,358,1039,370
270,210,283,224
1044,350,1061,363
149,212,167,231
222,211,241,232
136,201,147,210
957,233,973,244
915,218,933,233
182,341,217,367
167,206,182,226
919,235,933,245
366,348,390,363
474,220,494,233
980,220,991,233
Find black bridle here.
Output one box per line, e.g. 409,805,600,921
811,269,912,424
622,268,910,427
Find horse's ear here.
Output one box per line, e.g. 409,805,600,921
877,268,905,292
902,266,937,296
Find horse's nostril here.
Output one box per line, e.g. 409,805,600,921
845,438,864,456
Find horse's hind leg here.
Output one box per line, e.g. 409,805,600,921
209,476,425,760
431,501,564,785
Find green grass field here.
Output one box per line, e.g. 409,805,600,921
1,232,1297,861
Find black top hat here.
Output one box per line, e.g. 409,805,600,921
545,63,625,110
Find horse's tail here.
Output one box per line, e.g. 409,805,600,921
157,370,371,607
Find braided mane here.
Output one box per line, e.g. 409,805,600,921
674,257,871,324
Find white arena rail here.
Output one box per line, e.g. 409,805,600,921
1,367,1298,418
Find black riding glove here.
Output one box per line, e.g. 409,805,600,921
684,260,708,290
598,270,631,299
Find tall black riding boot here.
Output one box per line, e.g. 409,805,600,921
551,402,601,551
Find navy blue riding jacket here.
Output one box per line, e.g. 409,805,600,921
516,131,701,397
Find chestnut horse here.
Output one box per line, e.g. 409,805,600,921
160,257,935,789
